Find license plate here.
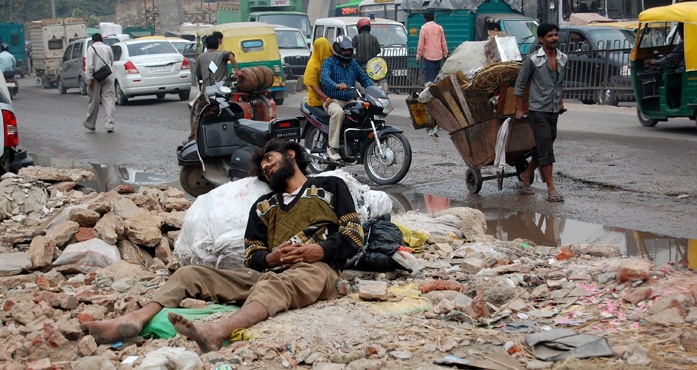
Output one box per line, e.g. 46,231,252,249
149,66,172,73
374,115,387,121
393,69,407,77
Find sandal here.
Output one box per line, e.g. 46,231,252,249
546,194,565,202
521,184,534,195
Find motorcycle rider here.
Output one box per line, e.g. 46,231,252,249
352,18,381,71
0,43,16,76
188,33,241,141
320,35,373,161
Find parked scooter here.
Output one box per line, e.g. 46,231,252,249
177,78,303,197
300,85,412,185
3,69,18,99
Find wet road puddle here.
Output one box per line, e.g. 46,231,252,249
28,154,694,268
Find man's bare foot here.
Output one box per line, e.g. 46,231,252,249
520,172,532,187
168,312,228,353
80,317,143,344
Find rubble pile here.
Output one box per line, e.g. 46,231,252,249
1,169,697,369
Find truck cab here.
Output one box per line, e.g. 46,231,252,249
250,12,313,47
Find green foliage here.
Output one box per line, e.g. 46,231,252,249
0,0,114,24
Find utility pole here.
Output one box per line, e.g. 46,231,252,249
51,0,56,18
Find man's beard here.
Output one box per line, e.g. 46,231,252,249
268,155,296,193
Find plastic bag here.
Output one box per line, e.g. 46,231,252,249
137,346,203,370
392,247,422,274
345,219,404,271
173,177,271,270
139,304,237,339
53,238,121,268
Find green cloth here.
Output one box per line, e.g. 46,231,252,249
139,304,238,339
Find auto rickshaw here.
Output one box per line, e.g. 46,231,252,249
195,22,287,105
630,2,697,127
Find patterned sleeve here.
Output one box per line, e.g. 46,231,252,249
319,177,364,268
243,196,271,271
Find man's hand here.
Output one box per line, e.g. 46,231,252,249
515,107,525,120
323,98,334,109
265,241,294,268
88,80,93,91
337,83,348,91
280,243,324,266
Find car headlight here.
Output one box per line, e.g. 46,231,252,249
377,97,393,114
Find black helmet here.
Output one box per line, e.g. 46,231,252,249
332,35,354,62
0,43,8,52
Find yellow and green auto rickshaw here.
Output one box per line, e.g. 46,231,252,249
630,2,697,127
196,22,287,105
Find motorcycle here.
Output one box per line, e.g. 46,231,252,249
300,85,412,185
3,69,18,99
177,79,303,197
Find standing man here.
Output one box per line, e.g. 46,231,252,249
189,33,241,141
83,34,115,133
81,139,364,353
352,18,381,71
514,23,567,202
320,35,374,161
0,43,16,74
416,11,448,85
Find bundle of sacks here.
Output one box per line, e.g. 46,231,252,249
174,170,410,272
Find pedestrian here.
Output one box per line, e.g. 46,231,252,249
416,11,448,85
320,35,374,161
188,32,241,141
81,138,364,353
0,43,16,75
304,37,333,108
514,23,568,202
352,18,381,71
83,34,115,133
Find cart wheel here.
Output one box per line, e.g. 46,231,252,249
466,168,483,194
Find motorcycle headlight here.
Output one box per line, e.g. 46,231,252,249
377,97,393,114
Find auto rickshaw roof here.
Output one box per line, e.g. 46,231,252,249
639,2,697,23
196,22,276,37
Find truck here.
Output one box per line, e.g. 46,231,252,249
217,0,313,46
0,22,28,78
402,0,538,55
29,18,87,88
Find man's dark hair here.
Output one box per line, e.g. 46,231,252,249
424,11,435,22
250,139,309,182
212,31,224,41
92,33,103,42
537,23,559,38
205,34,219,49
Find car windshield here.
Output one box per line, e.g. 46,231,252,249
588,29,635,49
258,15,312,37
170,41,189,53
501,20,538,44
276,30,307,49
126,41,178,56
638,22,675,48
347,24,407,47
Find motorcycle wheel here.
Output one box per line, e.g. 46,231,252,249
363,132,412,185
303,126,337,174
180,166,217,197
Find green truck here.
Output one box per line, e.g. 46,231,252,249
0,22,28,77
217,0,312,46
403,0,538,56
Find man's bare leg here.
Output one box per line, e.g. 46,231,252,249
539,164,561,197
520,158,538,189
80,302,163,344
168,300,269,353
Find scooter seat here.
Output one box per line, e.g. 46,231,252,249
236,119,271,148
303,102,330,123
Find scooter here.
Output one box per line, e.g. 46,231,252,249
3,69,18,99
300,85,412,185
177,79,303,197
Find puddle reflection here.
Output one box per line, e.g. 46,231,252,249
393,193,693,268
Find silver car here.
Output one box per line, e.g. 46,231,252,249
57,36,121,95
111,38,192,105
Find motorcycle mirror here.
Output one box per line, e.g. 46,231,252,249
208,61,218,74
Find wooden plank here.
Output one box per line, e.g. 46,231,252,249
463,90,495,125
442,91,468,128
425,98,461,134
449,73,473,126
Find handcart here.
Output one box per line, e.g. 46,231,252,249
449,115,536,194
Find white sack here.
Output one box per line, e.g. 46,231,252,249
53,238,121,268
137,347,203,370
437,41,488,82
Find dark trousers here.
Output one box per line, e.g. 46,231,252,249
424,59,442,83
529,111,559,166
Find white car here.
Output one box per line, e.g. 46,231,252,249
273,25,311,80
111,38,192,105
